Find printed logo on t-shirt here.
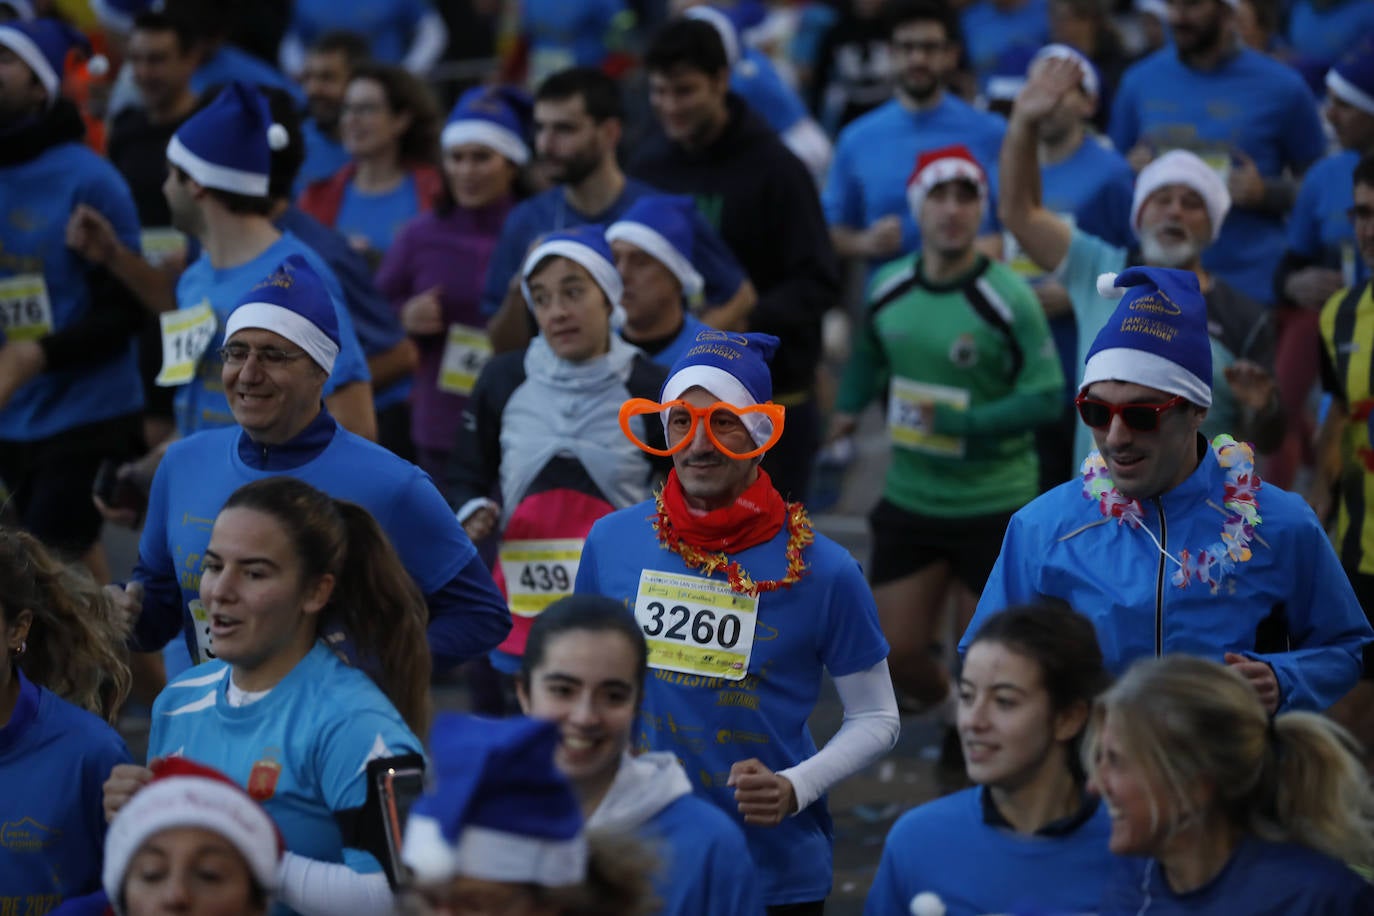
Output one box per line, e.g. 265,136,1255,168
948,333,978,368
0,817,60,852
247,750,283,802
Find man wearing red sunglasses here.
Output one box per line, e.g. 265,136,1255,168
578,329,898,914
961,265,1372,716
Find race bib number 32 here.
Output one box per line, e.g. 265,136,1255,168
0,274,53,342
633,570,758,681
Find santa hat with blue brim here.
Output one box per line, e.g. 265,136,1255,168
660,330,781,446
522,224,626,326
605,195,705,300
402,715,588,886
168,81,289,198
1327,36,1374,117
225,254,341,374
441,85,532,165
1081,266,1212,408
0,17,94,105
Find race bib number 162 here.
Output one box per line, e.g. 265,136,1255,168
633,570,757,681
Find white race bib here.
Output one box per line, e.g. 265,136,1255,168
189,598,217,664
156,301,218,387
0,274,53,342
140,227,187,268
633,570,758,681
1199,150,1231,185
887,377,970,457
438,323,492,396
500,538,582,618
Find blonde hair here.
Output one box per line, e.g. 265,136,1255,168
1084,655,1374,868
0,528,131,723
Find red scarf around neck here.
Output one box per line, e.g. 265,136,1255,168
659,468,786,553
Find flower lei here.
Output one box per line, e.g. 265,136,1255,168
652,489,814,597
1080,434,1262,595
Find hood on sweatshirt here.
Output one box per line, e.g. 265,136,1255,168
585,751,693,833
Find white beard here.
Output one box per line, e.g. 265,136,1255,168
1139,224,1204,269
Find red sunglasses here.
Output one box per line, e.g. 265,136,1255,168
1074,394,1186,432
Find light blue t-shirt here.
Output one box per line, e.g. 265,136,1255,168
960,0,1050,89
734,47,809,135
172,233,371,436
290,0,430,65
575,503,890,907
1287,148,1369,289
335,175,421,256
1109,47,1325,305
149,643,423,916
823,95,1005,262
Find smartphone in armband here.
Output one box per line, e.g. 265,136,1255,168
367,754,426,888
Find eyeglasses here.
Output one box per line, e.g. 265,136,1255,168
218,344,309,366
618,398,785,460
1075,394,1185,432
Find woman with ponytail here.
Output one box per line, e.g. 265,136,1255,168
1088,654,1374,914
0,528,133,908
103,476,429,916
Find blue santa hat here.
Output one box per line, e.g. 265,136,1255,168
1081,266,1212,408
224,255,341,374
522,224,625,326
0,1,35,20
660,330,780,445
0,17,92,105
90,0,158,35
441,85,532,165
401,715,587,886
605,195,704,299
1327,36,1374,117
167,82,289,198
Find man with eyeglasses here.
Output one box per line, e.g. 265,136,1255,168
576,331,897,915
1316,153,1374,758
962,265,1372,715
114,253,510,681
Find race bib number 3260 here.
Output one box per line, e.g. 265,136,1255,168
633,570,758,681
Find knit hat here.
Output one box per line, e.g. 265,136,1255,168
661,330,780,445
522,224,625,326
90,0,155,33
225,254,341,374
441,85,532,165
103,757,284,913
683,4,756,68
907,144,988,216
1029,43,1100,100
168,81,289,198
0,17,92,105
1081,266,1212,408
1326,37,1374,117
1131,149,1231,242
605,195,705,299
402,715,587,886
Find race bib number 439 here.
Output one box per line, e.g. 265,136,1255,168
499,538,582,618
633,570,757,681
0,274,53,342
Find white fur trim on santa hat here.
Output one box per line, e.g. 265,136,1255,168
521,238,626,327
1131,150,1231,243
660,364,773,445
103,776,281,907
225,302,340,374
1080,346,1212,408
402,813,588,887
1327,69,1374,118
907,158,987,218
605,220,704,299
0,26,57,103
441,119,530,164
167,135,270,197
684,6,740,68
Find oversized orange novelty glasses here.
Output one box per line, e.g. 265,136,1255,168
619,398,786,460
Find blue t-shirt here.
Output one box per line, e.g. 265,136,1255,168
0,671,132,913
521,0,626,84
734,47,809,135
335,175,421,256
133,417,475,666
290,0,429,65
481,179,746,316
960,0,1050,89
0,141,144,441
191,45,304,105
149,643,423,916
1287,0,1374,70
647,792,763,916
172,233,371,436
823,95,1006,261
1101,835,1374,914
1109,47,1325,305
295,118,351,195
575,502,890,906
625,312,711,368
1287,148,1369,289
865,787,1112,916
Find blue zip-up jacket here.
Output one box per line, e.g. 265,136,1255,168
962,436,1372,712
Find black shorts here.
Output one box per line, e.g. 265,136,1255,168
1347,571,1374,679
0,414,140,558
867,498,1012,591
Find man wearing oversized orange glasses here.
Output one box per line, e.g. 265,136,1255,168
581,329,899,915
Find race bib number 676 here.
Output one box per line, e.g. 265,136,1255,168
633,570,758,681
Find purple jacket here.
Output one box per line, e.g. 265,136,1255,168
376,198,513,451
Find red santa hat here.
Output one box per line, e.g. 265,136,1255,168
906,144,988,217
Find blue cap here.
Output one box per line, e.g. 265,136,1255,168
441,85,533,164
225,255,341,374
0,17,92,104
168,82,287,198
401,715,587,886
605,194,704,299
1081,266,1212,407
661,330,780,445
